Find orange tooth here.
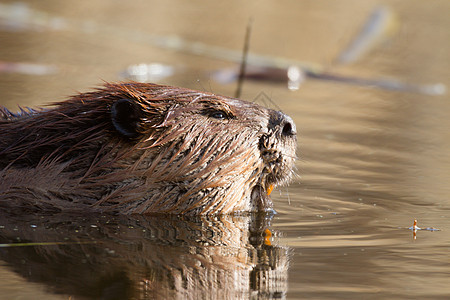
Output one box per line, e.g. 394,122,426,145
267,184,274,196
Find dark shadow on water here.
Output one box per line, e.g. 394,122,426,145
0,211,290,299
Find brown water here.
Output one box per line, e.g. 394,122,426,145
1,1,449,299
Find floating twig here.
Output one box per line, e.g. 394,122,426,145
235,19,253,98
408,219,440,240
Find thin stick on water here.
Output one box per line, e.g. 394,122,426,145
235,19,253,99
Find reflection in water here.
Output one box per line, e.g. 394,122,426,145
0,212,289,299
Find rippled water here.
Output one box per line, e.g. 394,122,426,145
1,1,449,299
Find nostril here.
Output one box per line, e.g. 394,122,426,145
281,114,296,136
283,123,292,135
282,122,294,136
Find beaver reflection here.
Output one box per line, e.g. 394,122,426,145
0,82,296,215
0,213,289,299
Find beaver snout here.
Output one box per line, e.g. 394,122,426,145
257,109,297,191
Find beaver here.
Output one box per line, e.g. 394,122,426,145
0,82,296,215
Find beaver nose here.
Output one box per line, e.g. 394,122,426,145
269,111,297,136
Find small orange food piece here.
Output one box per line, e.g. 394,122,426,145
267,184,274,196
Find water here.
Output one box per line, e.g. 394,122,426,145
1,1,449,299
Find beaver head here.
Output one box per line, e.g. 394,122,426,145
0,83,297,215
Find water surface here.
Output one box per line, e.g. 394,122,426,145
1,1,449,299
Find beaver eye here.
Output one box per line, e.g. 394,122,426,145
202,108,233,120
211,111,226,119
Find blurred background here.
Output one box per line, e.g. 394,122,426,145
1,0,449,299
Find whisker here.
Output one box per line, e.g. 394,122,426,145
286,187,291,205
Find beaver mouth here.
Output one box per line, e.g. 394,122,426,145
261,149,284,179
258,136,295,188
259,150,290,191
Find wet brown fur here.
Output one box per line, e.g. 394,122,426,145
0,82,296,215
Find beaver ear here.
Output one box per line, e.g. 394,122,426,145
111,99,143,138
